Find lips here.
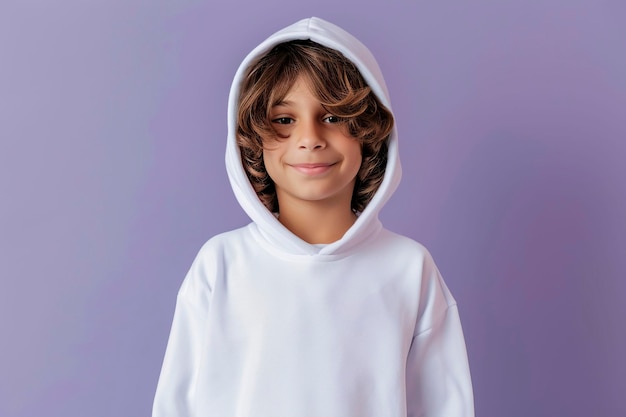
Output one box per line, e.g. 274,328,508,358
290,162,336,176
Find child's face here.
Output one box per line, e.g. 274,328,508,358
262,75,362,211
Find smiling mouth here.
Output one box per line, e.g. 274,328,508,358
290,163,336,175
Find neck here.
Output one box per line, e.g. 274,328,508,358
276,196,357,244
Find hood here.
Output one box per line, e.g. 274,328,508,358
225,17,401,257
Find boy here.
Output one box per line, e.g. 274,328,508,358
153,17,474,417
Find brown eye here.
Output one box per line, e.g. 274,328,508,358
272,117,294,124
323,115,341,123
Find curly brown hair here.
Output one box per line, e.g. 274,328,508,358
237,39,394,213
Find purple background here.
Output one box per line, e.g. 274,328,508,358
1,1,624,416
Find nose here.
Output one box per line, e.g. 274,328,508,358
296,119,326,151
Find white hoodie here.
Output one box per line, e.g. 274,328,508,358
153,17,474,417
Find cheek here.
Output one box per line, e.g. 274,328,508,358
262,149,279,180
349,142,364,170
262,138,289,173
348,145,364,182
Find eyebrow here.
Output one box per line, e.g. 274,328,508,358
272,100,294,108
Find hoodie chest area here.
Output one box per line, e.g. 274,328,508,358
206,248,420,351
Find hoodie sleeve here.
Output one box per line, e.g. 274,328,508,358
152,245,215,417
406,253,475,417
